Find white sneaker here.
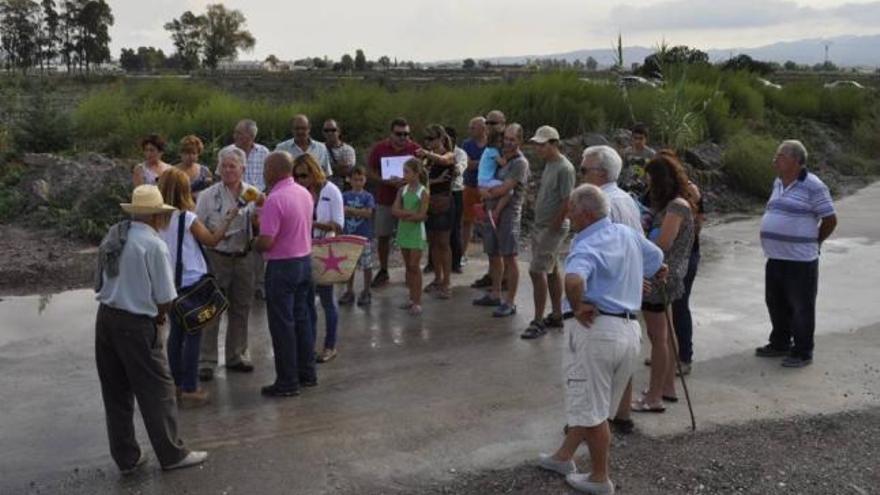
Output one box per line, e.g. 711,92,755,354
566,472,615,494
163,450,208,471
461,255,469,266
536,453,577,475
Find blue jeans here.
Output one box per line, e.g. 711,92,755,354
672,248,700,363
167,318,202,392
312,284,339,350
265,257,316,390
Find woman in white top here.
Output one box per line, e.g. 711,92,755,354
133,134,173,187
293,154,344,364
157,168,237,406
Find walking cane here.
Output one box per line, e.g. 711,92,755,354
661,285,697,432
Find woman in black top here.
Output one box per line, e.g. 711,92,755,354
416,124,456,299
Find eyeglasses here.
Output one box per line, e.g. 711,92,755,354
323,128,338,133
295,173,309,179
580,167,602,174
486,121,499,126
394,131,410,137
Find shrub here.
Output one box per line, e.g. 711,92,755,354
12,93,73,153
723,131,778,198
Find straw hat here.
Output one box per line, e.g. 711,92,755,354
120,185,177,215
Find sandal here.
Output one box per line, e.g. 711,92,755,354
631,397,666,413
424,281,440,294
641,389,679,403
435,287,451,299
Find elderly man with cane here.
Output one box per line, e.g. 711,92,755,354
536,184,665,494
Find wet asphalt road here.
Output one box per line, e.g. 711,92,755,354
1,182,879,494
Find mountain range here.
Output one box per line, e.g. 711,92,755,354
466,34,880,68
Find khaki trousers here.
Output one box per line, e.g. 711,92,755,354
199,251,256,369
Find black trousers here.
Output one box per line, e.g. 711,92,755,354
451,190,464,269
765,258,819,359
95,305,188,469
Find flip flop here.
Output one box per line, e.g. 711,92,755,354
631,398,666,413
641,389,679,403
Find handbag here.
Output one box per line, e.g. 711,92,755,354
170,213,229,334
311,235,368,285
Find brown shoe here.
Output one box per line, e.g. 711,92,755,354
317,348,338,363
179,388,209,408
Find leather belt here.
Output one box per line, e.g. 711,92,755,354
210,249,249,259
598,309,638,320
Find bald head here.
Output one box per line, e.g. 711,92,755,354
292,114,311,142
486,110,506,129
264,151,294,189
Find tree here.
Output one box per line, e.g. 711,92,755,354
783,60,798,71
118,46,139,71
200,4,254,69
340,53,353,71
264,53,278,68
377,55,390,69
36,0,59,70
0,0,41,72
58,0,85,72
462,57,475,70
720,54,774,75
118,46,165,72
164,10,204,71
638,44,709,78
585,56,598,71
354,48,366,71
76,0,113,72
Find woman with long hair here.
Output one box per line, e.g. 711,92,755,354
416,124,457,299
293,154,345,364
157,168,237,407
632,151,696,413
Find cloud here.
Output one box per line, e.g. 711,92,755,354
611,0,880,30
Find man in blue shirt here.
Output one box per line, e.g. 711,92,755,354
535,184,665,495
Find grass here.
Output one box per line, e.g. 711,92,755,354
722,131,779,198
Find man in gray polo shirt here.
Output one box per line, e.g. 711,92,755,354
275,114,333,177
95,185,206,473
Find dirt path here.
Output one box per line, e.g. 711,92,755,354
0,224,96,296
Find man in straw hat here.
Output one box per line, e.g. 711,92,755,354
94,184,207,474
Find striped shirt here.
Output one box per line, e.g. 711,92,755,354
760,169,835,262
275,138,333,178
219,143,270,192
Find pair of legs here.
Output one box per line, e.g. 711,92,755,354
167,319,202,393
311,284,339,351
641,308,677,406
427,229,452,293
265,257,316,391
765,259,818,358
450,190,464,270
345,268,372,295
530,263,564,322
461,186,480,264
200,252,254,372
488,254,518,305
672,248,700,363
401,248,423,307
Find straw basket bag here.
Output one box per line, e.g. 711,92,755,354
311,235,368,285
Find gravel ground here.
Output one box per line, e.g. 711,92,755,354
360,407,880,495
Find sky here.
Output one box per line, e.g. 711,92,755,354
108,0,880,62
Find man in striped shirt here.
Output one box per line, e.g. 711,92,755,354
756,140,837,368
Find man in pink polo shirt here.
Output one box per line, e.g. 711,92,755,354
254,151,316,397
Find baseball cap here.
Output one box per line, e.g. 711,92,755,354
530,125,560,144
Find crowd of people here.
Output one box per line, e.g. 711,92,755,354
93,111,837,493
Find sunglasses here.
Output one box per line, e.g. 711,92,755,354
394,131,410,137
424,135,439,141
295,173,310,179
323,128,338,133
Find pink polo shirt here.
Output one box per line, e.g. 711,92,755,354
260,177,313,260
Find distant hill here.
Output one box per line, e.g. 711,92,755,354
448,34,880,68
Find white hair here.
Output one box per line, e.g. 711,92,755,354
570,183,610,219
779,139,808,165
582,145,623,182
237,119,258,139
218,146,247,168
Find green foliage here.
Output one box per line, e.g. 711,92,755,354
12,91,72,152
723,131,779,198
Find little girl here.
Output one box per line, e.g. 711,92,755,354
477,127,506,188
392,158,430,316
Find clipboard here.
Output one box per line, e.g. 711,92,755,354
380,155,413,180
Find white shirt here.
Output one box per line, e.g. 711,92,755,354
276,138,333,178
313,181,344,239
96,222,177,317
452,146,468,192
159,210,209,288
602,182,643,233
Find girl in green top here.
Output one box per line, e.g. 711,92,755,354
392,159,430,316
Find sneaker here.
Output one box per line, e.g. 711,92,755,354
423,264,434,274
566,472,615,494
163,451,208,471
356,291,372,306
198,368,214,382
120,451,147,475
543,314,564,329
460,255,469,266
676,362,692,376
317,348,338,363
179,388,209,408
521,320,547,339
339,291,355,305
756,344,791,358
226,361,254,373
470,273,493,288
371,270,389,288
781,355,813,368
493,303,517,317
260,384,300,397
609,417,635,435
473,294,501,306
536,453,577,475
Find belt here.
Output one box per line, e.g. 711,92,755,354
210,249,250,258
598,309,638,320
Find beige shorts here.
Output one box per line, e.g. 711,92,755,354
529,225,569,273
563,316,640,428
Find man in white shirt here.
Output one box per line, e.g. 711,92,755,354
580,145,642,231
220,119,270,192
275,114,333,178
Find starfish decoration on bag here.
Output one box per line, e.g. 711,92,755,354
316,244,348,274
